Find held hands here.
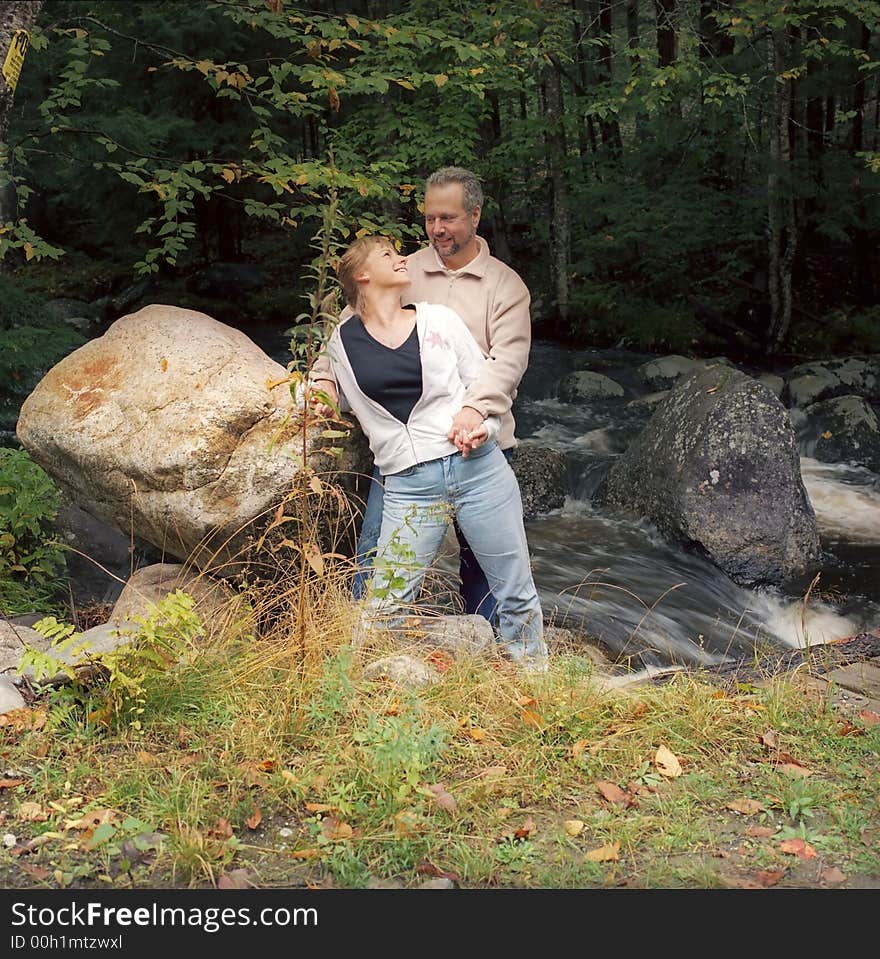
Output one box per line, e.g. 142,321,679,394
307,378,339,419
449,406,488,457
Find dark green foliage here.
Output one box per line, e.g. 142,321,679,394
0,447,67,614
0,276,86,398
0,0,876,357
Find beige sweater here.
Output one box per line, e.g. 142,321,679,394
313,237,531,450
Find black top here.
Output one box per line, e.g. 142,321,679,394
340,308,422,424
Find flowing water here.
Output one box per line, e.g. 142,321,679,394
257,330,880,668
515,342,880,667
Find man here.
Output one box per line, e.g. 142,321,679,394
312,166,532,622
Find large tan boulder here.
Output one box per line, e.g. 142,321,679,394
16,305,370,578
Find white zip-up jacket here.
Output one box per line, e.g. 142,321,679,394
325,302,503,476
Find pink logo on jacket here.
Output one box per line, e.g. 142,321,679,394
424,331,451,350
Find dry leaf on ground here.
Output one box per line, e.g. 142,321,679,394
755,868,786,887
218,868,256,888
654,745,682,778
779,838,817,859
563,820,585,837
596,781,631,806
820,866,846,884
726,798,765,815
427,783,457,814
746,825,777,839
858,709,880,726
245,805,262,830
585,842,620,862
779,762,813,778
760,729,778,749
321,817,353,841
291,848,320,860
0,778,27,789
18,802,50,822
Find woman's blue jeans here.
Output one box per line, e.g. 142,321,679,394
365,443,546,663
352,452,512,623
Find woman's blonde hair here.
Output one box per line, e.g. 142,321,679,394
335,235,394,309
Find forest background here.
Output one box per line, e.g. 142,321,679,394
1,0,878,412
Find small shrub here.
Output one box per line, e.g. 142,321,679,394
0,447,67,613
21,589,205,729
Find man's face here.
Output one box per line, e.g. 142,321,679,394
423,183,480,266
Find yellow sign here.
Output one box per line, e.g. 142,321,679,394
2,30,31,92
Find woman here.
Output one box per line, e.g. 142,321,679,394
319,235,546,671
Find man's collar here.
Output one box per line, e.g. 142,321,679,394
421,236,490,277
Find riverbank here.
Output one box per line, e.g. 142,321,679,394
1,596,878,891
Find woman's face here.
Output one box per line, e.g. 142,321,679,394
360,242,409,291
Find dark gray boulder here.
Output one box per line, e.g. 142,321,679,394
509,445,568,519
803,395,880,472
603,365,821,587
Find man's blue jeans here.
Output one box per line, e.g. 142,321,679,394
352,448,514,623
365,443,545,663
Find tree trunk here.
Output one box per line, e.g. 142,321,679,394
0,1,43,229
655,0,676,68
595,1,622,152
766,30,797,352
698,1,734,60
545,62,570,327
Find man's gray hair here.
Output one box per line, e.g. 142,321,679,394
425,166,484,212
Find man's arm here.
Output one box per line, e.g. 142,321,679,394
461,268,530,419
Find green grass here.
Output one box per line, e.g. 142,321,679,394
1,569,878,891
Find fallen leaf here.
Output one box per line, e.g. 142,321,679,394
779,762,813,778
513,817,536,840
0,708,47,730
563,819,584,837
478,765,507,779
291,848,321,860
0,778,27,789
520,708,545,729
416,861,460,882
820,866,846,885
458,722,487,742
726,799,765,816
393,809,426,836
836,721,865,737
135,751,160,766
518,695,538,707
209,818,234,840
18,802,50,822
570,739,590,762
321,817,353,841
382,700,403,716
19,864,52,882
779,838,817,859
427,649,454,672
585,842,620,862
760,729,778,749
756,868,786,887
427,783,457,814
747,825,777,838
858,709,880,726
10,834,56,857
654,745,682,778
218,868,255,888
280,770,298,784
596,781,633,807
304,802,335,814
68,808,120,831
245,805,262,830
